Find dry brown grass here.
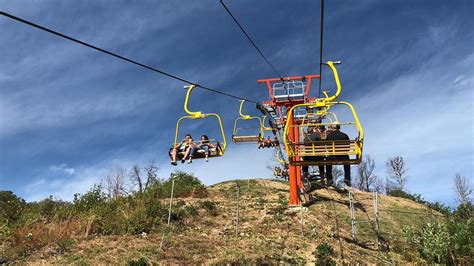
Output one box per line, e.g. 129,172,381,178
5,179,442,264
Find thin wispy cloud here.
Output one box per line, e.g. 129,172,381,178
49,163,75,175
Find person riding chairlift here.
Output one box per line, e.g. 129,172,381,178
188,135,214,163
171,133,195,166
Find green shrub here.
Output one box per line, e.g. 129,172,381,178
73,184,107,213
145,202,165,220
89,200,122,235
184,204,199,217
56,236,75,254
199,200,218,216
313,243,336,265
0,191,26,225
128,257,147,266
162,171,208,198
124,209,151,234
448,203,473,263
0,218,10,240
403,222,450,263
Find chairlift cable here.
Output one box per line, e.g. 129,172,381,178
0,11,259,104
318,0,325,98
219,0,283,79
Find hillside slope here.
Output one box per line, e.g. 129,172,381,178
3,179,444,264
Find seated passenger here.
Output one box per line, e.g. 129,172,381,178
302,126,325,179
171,133,195,166
264,136,272,148
327,124,337,133
188,135,214,163
273,166,282,177
317,125,327,140
272,137,280,147
325,123,351,187
258,137,265,149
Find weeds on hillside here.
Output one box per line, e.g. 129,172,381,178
0,171,209,262
401,203,473,264
313,243,336,265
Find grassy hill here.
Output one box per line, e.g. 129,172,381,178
0,176,468,264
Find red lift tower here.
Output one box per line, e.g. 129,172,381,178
258,74,320,205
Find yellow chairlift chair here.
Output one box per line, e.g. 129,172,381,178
283,61,364,166
232,100,264,143
170,85,227,161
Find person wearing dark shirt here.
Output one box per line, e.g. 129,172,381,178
302,127,325,179
325,124,351,186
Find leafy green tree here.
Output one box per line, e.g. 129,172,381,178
162,171,208,198
0,191,26,224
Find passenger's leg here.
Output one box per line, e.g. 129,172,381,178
203,145,209,161
318,165,325,179
183,146,191,162
188,146,198,163
302,164,309,178
171,149,178,165
326,165,334,185
189,146,197,157
343,164,351,186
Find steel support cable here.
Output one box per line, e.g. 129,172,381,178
220,0,283,79
318,0,325,98
0,11,259,104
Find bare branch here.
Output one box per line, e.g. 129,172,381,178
356,154,380,192
454,173,472,205
385,156,408,192
129,164,143,193
144,163,159,190
105,166,128,199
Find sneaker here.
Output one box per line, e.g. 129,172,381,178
205,157,209,162
181,159,185,164
171,161,177,166
187,159,192,164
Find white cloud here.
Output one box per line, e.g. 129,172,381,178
353,52,474,205
49,163,75,175
21,144,276,201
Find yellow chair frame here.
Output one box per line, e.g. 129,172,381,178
173,85,227,158
282,61,364,166
232,100,263,143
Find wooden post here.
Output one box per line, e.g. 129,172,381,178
160,178,175,250
349,191,356,241
300,201,304,235
374,192,380,249
235,180,241,236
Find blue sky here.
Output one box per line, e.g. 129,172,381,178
0,0,472,206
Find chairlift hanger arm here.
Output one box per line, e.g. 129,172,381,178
238,100,251,119
321,61,342,102
183,85,202,118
